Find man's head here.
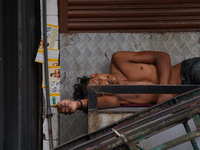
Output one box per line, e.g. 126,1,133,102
50,73,57,77
73,73,118,100
73,76,91,100
88,73,118,87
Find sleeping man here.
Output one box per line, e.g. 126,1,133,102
56,51,200,114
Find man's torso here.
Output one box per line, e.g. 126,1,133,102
110,61,182,104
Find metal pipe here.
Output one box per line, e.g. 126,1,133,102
183,122,199,150
151,131,200,150
38,64,43,150
42,0,53,148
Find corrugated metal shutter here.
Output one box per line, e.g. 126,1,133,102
59,0,200,33
3,0,41,149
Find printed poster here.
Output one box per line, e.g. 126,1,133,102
35,23,60,106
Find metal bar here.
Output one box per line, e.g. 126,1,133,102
193,114,200,129
97,103,200,149
43,0,53,148
126,140,138,150
89,85,200,94
58,0,68,33
53,87,200,150
69,20,200,30
88,85,200,111
88,88,98,110
68,8,200,18
151,131,200,150
66,95,200,150
183,122,199,150
69,16,200,22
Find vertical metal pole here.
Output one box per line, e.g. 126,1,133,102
183,122,199,150
38,64,43,150
43,0,53,148
192,114,200,150
88,87,98,110
193,114,200,128
0,0,4,149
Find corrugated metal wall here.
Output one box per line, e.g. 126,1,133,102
59,0,200,33
2,0,41,149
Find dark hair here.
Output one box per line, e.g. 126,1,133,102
73,76,91,100
50,73,53,77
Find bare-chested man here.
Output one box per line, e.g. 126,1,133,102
57,51,200,114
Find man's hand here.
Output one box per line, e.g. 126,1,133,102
157,94,174,104
56,100,79,114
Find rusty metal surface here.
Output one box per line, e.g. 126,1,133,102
59,0,68,33
59,0,200,33
193,114,200,129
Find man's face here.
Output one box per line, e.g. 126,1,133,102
52,73,57,77
88,73,118,87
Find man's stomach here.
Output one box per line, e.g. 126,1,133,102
116,93,158,104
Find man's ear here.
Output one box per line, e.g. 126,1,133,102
90,73,99,78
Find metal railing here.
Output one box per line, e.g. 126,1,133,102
53,85,200,150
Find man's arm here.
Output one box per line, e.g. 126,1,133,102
56,96,120,114
111,51,173,103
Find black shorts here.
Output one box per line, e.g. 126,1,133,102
181,57,200,84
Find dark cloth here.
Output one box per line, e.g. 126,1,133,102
181,57,200,84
